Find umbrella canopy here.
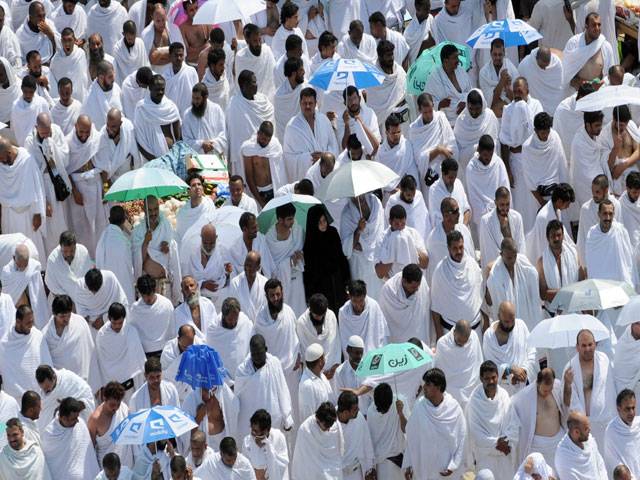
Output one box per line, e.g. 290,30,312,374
168,0,206,26
176,344,228,390
406,41,473,95
466,19,542,49
111,406,197,445
104,168,189,202
256,193,330,234
528,314,610,349
356,343,432,378
193,0,265,25
309,58,385,92
575,85,640,112
548,279,635,313
617,296,640,326
315,160,399,201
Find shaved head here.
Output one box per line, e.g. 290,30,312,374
76,115,92,128
36,112,51,128
106,108,122,122
14,244,29,261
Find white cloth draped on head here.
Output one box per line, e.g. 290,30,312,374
11,96,50,147
479,208,526,269
51,99,82,136
378,270,431,345
49,46,89,103
613,325,640,397
81,81,123,130
282,111,338,184
466,153,510,227
94,117,140,181
44,244,93,300
95,225,135,303
95,320,146,387
554,432,608,479
402,394,467,479
466,384,520,478
0,57,21,123
202,68,230,111
295,308,342,369
234,45,277,102
521,129,568,193
38,368,95,429
0,327,52,400
604,414,640,477
41,312,100,390
336,33,377,64
1,258,49,329
486,254,542,330
482,319,538,397
164,63,198,119
0,441,51,480
512,381,565,466
174,296,217,341
338,297,389,357
112,38,149,85
182,100,228,155
41,418,100,480
585,221,638,289
240,134,286,192
424,66,473,126
518,48,567,114
291,415,344,479
366,62,406,131
434,329,483,410
73,270,128,325
133,93,181,158
273,81,302,144
408,111,458,199
431,254,484,328
205,311,253,379
562,351,616,445
225,92,275,180
454,89,500,172
562,33,615,86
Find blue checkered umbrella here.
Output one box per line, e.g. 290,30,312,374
466,19,542,49
111,406,197,445
309,58,385,91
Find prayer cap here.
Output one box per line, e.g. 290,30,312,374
305,343,324,362
347,335,365,349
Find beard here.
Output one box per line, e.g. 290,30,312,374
249,44,261,56
191,100,207,118
186,290,200,307
89,47,104,63
268,298,283,316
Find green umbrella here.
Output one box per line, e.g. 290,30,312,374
256,193,332,234
406,41,473,95
104,168,189,202
356,342,432,378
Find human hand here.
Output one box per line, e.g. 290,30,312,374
160,241,169,254
46,203,52,217
438,98,451,109
202,140,214,153
456,102,466,115
32,214,42,231
564,367,574,384
202,280,219,292
72,187,84,206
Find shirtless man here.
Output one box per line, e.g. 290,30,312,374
568,13,611,90
87,381,129,466
142,195,171,280
243,121,280,206
179,0,210,66
194,386,225,444
564,330,595,415
196,28,229,80
608,105,640,194
148,4,171,68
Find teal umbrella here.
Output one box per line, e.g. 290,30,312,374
406,41,473,95
355,342,432,378
256,193,332,234
104,168,189,202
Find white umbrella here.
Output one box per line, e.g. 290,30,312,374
315,160,399,201
548,279,634,313
616,296,640,326
193,0,265,25
575,85,640,112
528,314,610,349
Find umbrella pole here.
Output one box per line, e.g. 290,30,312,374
144,197,149,231
393,374,398,396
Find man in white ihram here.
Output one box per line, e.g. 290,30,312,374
227,251,268,322
72,268,128,335
554,411,608,478
614,320,640,400
0,418,51,479
44,231,92,301
298,343,335,422
604,389,640,478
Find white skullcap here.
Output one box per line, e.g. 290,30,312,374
305,343,324,362
347,335,364,349
476,470,495,480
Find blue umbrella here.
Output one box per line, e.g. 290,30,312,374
176,344,228,390
466,19,542,49
309,58,386,92
110,405,198,445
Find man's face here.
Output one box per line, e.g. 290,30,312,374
443,203,460,226
278,215,295,230
592,185,607,204
106,114,122,139
89,36,104,57
445,0,461,15
386,124,402,147
242,217,258,240
39,377,55,394
153,10,166,31
104,398,121,415
241,74,258,99
256,129,271,148
537,381,553,399
415,0,431,20
548,227,564,250
628,187,640,203
467,102,482,118
379,48,394,70
513,81,528,101
300,94,316,117
346,92,360,114
536,128,550,142
244,256,259,279
229,180,243,204
170,47,185,71
110,317,125,333
27,55,42,77
222,309,239,329
294,66,305,85
618,397,636,425
75,121,92,143
400,187,415,204
498,307,516,333
149,81,165,104
347,346,364,367
419,102,434,123
495,196,510,217
178,329,195,351
575,419,590,442
190,440,206,462
250,344,267,369
147,200,160,226
266,286,283,310
401,278,420,297
585,16,602,39
442,170,457,189
60,411,80,428
58,83,73,104
577,332,596,362
54,312,72,329
536,54,551,70
598,204,614,232
146,370,162,390
201,229,217,254
16,311,34,334
453,330,470,347
30,4,46,25
191,91,205,110
320,160,335,178
423,382,441,404
181,276,198,301
6,426,23,451
211,58,225,78
14,254,28,271
61,243,76,263
36,120,52,140
62,0,75,14
390,217,406,231
442,52,459,72
478,148,493,165
250,423,269,442
124,30,136,46
189,177,204,200
481,370,498,397
586,120,603,137
104,466,121,480
501,248,518,270
22,86,36,103
348,26,363,45
350,295,366,315
221,451,237,468
247,32,262,55
448,239,465,263
61,34,75,55
369,21,385,40
185,1,198,19
310,310,325,328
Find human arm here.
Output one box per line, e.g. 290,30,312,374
563,367,573,407
537,257,558,302
432,311,444,340
137,141,157,161
374,261,393,280
38,20,57,56
396,399,408,433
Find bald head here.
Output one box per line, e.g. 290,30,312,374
201,224,217,254
453,319,471,346
567,410,589,433
536,46,551,68
13,244,30,270
246,250,261,264
106,108,122,122
500,237,518,254
36,112,51,128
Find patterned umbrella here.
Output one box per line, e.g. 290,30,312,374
176,344,228,390
111,406,197,445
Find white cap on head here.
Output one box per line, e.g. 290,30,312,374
476,470,495,480
305,343,324,362
347,335,364,349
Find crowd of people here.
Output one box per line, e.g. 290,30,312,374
0,0,640,478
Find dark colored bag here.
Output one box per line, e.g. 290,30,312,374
387,453,404,469
424,167,440,186
40,146,70,202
